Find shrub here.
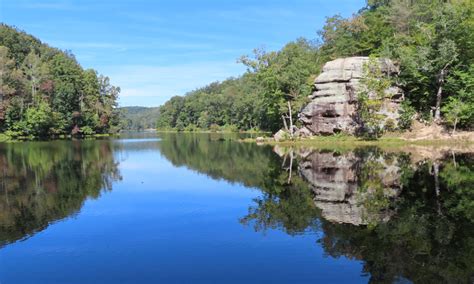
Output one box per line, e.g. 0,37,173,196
398,101,416,130
184,124,197,132
81,126,95,135
384,118,396,132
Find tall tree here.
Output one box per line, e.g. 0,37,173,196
240,39,321,133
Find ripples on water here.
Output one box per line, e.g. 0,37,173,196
0,133,472,283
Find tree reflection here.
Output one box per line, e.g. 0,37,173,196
278,148,474,283
0,140,121,247
319,155,474,283
157,134,474,282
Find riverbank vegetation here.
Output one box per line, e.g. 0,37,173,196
156,0,473,137
0,24,120,139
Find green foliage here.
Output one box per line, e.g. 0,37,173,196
156,40,320,132
398,100,416,130
81,126,95,135
383,0,472,119
155,1,473,134
444,64,474,129
0,133,10,142
357,57,392,139
384,118,396,132
23,101,54,136
442,97,470,134
0,24,120,138
240,39,320,132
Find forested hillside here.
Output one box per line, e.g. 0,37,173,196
119,106,160,130
157,0,473,133
0,24,120,138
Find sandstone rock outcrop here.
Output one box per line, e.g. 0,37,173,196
298,57,403,135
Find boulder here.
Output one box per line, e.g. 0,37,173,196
299,57,403,135
294,126,312,138
274,129,289,142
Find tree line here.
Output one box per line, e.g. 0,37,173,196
156,0,473,133
118,106,161,130
0,24,120,138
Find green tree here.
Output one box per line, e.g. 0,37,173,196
442,97,470,135
21,50,46,104
24,100,53,136
240,39,320,133
0,46,18,128
357,57,392,139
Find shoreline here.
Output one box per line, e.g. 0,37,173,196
242,134,474,148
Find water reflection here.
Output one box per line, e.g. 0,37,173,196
156,134,474,282
294,148,402,225
269,146,474,283
0,133,472,283
0,140,121,247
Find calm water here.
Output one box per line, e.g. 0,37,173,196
0,133,473,283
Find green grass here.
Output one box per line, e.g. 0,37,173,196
242,133,474,150
155,129,271,134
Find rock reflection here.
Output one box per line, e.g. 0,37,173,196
148,134,474,282
299,148,403,225
1,133,471,283
273,145,474,282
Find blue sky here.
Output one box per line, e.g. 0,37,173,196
1,0,365,107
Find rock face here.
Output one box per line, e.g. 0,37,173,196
299,57,403,135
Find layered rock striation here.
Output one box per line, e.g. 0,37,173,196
298,57,403,135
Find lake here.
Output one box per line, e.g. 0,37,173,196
0,133,473,283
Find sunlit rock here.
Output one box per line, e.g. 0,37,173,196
298,57,403,135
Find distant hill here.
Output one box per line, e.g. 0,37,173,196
119,106,160,130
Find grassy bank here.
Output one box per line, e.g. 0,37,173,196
0,133,117,143
242,133,474,148
155,129,271,134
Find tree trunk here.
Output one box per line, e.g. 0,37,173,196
434,84,443,122
433,162,440,195
433,162,441,215
281,115,288,131
434,64,450,122
287,101,293,137
287,149,293,184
